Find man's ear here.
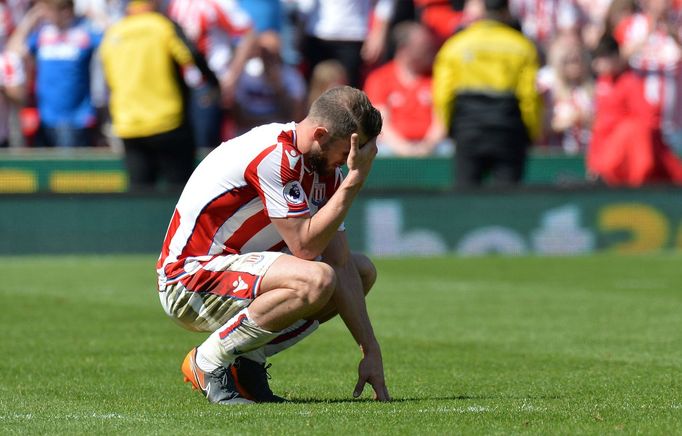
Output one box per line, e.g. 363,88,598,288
312,126,331,143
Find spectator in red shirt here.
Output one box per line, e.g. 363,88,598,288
414,0,486,46
588,35,682,186
364,21,447,156
614,0,682,156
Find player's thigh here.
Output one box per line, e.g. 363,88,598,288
258,254,336,297
160,252,283,332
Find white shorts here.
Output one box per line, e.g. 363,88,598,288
158,252,283,332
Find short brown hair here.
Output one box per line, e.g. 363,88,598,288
392,21,425,50
308,86,382,141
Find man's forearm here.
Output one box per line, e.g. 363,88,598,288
224,30,257,87
331,255,380,351
285,173,364,259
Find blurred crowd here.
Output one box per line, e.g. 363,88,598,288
0,0,680,188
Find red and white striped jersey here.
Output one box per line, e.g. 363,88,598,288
167,0,252,77
157,122,344,287
615,13,682,132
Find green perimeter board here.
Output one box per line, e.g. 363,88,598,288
0,195,176,254
345,188,682,256
1,188,681,255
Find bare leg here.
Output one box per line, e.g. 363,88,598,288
313,252,377,324
248,254,336,331
195,254,336,370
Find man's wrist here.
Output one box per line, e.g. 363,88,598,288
344,170,368,189
360,340,381,356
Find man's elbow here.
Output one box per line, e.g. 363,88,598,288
288,244,323,261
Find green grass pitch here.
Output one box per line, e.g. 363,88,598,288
1,254,681,434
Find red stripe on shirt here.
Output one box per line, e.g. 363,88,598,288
157,208,182,270
245,143,279,216
180,186,257,259
223,210,272,251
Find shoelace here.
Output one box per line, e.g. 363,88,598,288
263,363,273,381
233,358,276,398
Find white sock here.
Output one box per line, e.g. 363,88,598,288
195,307,278,372
264,319,319,358
240,319,320,364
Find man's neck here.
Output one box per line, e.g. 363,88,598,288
127,0,155,15
395,58,419,84
294,119,314,155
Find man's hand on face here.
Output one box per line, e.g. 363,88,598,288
346,133,378,184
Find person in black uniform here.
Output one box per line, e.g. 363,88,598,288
433,0,542,187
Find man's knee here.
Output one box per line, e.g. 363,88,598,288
293,261,336,312
309,262,336,305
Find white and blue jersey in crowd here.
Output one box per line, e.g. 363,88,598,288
28,17,102,129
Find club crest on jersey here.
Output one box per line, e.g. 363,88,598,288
310,182,326,207
283,181,305,206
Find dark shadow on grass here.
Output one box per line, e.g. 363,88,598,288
283,397,427,404
285,396,480,404
285,394,563,404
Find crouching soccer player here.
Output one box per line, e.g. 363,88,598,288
156,86,391,403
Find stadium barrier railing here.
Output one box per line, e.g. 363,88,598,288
0,148,586,193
